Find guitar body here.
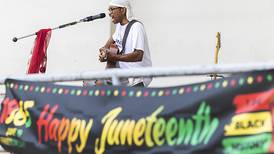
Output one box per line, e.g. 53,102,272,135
106,43,119,69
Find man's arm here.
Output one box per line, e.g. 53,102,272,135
106,49,144,62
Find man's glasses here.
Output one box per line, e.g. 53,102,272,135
108,7,121,13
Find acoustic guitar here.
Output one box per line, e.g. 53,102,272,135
104,43,119,69
83,44,119,86
90,44,119,86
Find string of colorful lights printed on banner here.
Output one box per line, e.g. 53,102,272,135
5,74,273,98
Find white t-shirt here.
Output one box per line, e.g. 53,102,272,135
112,21,152,86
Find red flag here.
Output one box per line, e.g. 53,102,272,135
27,29,52,74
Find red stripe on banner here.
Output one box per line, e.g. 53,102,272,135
234,89,274,114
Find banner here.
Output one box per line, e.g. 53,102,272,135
0,70,273,154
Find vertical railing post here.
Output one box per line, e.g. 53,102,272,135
111,75,121,86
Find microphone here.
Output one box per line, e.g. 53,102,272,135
81,13,106,22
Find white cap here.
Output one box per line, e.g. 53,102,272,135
109,0,134,21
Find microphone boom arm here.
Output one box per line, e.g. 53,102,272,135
12,13,105,42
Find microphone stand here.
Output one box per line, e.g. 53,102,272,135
12,19,85,42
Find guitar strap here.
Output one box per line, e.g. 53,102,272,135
119,19,139,55
115,20,139,85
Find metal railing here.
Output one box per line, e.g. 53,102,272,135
0,61,274,85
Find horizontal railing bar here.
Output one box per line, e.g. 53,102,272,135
0,61,273,84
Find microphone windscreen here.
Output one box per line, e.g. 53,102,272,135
100,13,106,18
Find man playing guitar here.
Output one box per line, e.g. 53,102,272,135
99,0,152,87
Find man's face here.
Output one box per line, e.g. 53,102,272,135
108,6,125,24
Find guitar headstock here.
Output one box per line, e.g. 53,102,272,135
216,32,221,49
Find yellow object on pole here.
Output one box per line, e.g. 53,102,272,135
213,32,221,80
214,32,221,65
